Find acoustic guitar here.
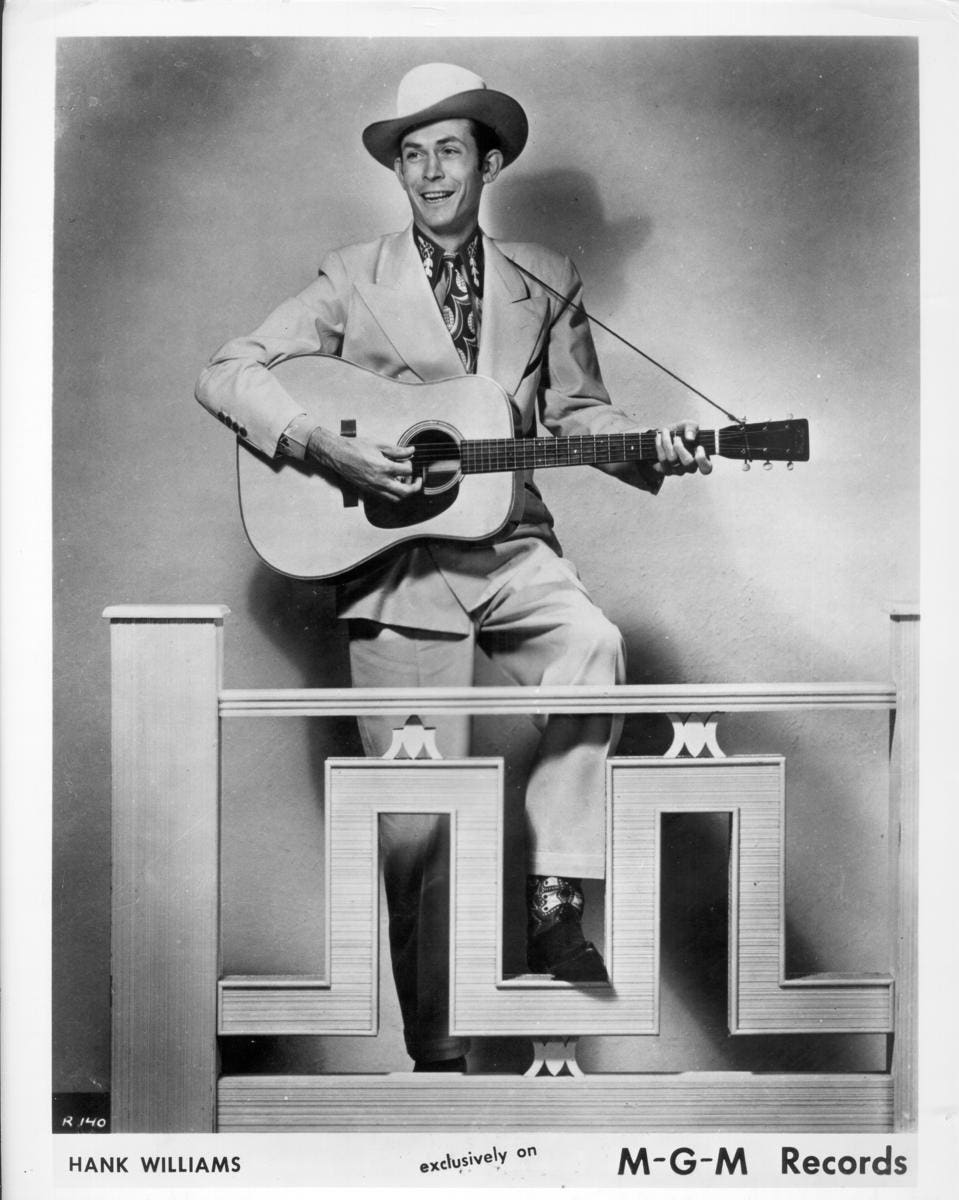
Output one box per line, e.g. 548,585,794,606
237,355,809,579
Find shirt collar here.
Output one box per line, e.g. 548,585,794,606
413,226,484,297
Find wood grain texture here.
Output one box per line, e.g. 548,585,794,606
889,609,919,1129
219,760,504,1034
221,755,892,1038
610,759,893,1034
216,1073,893,1132
220,756,663,1036
106,608,225,1132
219,753,662,1036
451,754,657,1035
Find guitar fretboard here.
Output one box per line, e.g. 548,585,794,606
459,430,717,474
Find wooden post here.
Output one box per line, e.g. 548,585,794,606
889,606,919,1130
103,604,228,1132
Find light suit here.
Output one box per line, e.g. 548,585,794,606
196,225,661,1059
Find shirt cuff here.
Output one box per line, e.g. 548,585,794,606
276,412,316,460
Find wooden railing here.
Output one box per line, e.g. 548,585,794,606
102,604,918,1134
219,681,897,717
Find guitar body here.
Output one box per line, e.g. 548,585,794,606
237,356,520,579
237,354,809,580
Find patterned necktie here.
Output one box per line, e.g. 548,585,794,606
437,252,478,374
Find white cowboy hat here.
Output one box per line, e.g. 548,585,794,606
362,62,528,168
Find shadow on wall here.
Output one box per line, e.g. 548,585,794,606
246,564,352,682
244,561,360,827
490,167,652,302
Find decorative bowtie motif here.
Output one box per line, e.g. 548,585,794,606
438,252,478,374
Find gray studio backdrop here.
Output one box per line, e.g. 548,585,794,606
54,37,918,1089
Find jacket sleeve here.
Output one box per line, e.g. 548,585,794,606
536,256,663,496
195,251,350,457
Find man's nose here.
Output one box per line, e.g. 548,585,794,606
424,153,444,178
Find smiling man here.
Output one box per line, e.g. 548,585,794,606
196,62,710,1074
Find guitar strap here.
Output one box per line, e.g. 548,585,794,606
503,254,746,427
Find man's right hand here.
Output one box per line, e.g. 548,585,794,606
306,426,423,503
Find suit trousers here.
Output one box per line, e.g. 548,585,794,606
347,540,625,1062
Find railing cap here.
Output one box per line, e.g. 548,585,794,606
102,604,231,622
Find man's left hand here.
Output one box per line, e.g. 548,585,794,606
653,422,713,476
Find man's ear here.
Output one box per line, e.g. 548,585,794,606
481,148,504,184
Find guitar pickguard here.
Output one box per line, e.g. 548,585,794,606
364,483,460,529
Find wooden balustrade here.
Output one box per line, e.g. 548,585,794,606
103,604,918,1133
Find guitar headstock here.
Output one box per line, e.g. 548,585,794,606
717,419,809,463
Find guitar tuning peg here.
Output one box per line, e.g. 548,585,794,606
742,461,751,472
787,460,794,471
763,460,772,470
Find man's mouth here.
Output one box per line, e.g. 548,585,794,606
421,191,454,203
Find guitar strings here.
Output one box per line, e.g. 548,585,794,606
405,433,663,465
403,437,785,457
401,429,792,468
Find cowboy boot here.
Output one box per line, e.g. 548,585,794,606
526,875,609,983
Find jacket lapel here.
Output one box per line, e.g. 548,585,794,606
353,228,464,382
477,237,550,397
353,227,550,394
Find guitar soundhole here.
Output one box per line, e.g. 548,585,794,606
364,426,462,530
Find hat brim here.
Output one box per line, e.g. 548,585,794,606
362,88,528,168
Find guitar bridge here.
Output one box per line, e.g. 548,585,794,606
340,419,359,508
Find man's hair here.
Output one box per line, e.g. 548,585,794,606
468,120,501,162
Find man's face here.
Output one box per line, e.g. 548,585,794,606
393,118,501,246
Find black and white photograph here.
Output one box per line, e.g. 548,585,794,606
2,0,957,1193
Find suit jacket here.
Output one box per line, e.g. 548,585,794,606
196,225,661,632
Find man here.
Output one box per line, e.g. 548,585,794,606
196,62,710,1073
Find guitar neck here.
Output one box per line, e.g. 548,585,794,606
459,430,716,474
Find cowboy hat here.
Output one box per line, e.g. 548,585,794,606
362,62,528,168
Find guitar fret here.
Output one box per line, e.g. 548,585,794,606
462,431,663,473
462,429,745,473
